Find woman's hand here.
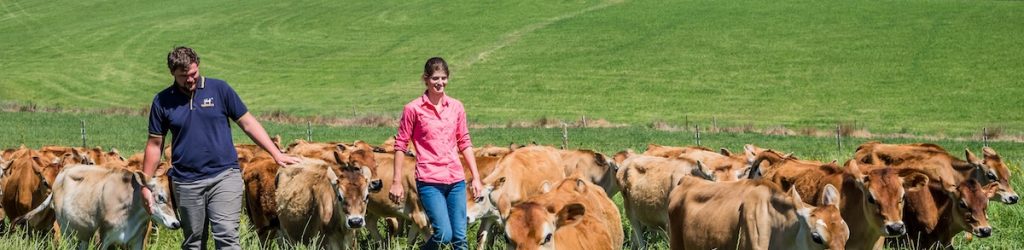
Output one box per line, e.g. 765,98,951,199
389,182,405,204
472,179,485,201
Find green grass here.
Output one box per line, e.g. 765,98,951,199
2,111,1022,249
2,0,1023,136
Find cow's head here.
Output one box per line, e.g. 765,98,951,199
334,144,382,193
792,184,849,250
503,178,591,250
469,176,505,223
327,163,373,229
848,161,927,237
136,164,180,230
967,147,1017,204
745,149,792,179
952,179,999,238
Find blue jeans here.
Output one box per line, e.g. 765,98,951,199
417,180,468,250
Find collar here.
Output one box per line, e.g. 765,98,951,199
170,76,206,95
419,91,449,107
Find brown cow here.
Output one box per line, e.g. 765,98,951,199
752,155,929,250
471,146,566,224
1,148,56,233
854,142,1017,204
668,176,848,250
893,178,998,249
502,177,624,250
615,152,714,249
462,149,510,250
276,155,374,250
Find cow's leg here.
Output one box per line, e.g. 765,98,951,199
627,210,646,250
475,217,496,250
365,213,384,243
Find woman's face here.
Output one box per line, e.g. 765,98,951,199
424,71,448,95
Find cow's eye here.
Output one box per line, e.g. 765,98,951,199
959,200,969,209
541,233,552,245
157,195,166,204
986,172,997,181
867,195,877,204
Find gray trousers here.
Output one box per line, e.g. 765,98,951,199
173,168,244,250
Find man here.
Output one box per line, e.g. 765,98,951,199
142,46,299,249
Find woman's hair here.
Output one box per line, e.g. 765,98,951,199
423,57,449,78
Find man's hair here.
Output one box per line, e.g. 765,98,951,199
167,46,200,72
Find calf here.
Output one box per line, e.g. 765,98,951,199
502,177,624,250
668,176,848,250
364,151,430,245
1,148,56,233
276,156,374,250
20,164,180,249
614,152,714,249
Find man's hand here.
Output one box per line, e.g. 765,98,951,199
140,186,155,214
275,154,301,167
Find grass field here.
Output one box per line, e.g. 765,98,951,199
2,0,1024,136
1,111,1022,249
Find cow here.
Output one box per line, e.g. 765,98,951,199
642,144,712,158
18,163,180,249
502,177,624,250
559,148,620,198
667,176,848,250
644,144,768,181
462,149,510,250
1,148,57,233
854,142,1018,205
893,178,998,249
614,152,714,249
364,151,430,245
751,154,929,250
275,156,374,250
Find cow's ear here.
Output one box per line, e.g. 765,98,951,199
720,148,733,156
822,184,841,209
966,148,983,165
155,163,169,177
540,181,552,194
494,177,507,189
360,166,373,180
846,160,865,180
131,171,149,188
744,144,757,162
902,173,929,192
333,150,346,165
0,155,8,170
789,187,808,210
326,166,339,185
574,178,587,193
272,135,283,151
594,153,608,167
829,159,838,165
983,183,1001,199
982,147,999,160
336,143,348,152
695,161,714,181
556,203,586,228
31,155,46,173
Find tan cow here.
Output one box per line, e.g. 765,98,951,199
614,152,714,249
19,163,180,249
275,156,374,250
752,155,929,250
364,152,430,245
462,150,510,250
894,178,998,249
471,146,567,224
854,142,1018,204
502,177,624,250
559,148,620,198
668,176,848,250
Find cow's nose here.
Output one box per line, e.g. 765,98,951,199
348,217,365,228
1006,195,1019,204
975,227,993,238
169,221,180,229
885,223,906,236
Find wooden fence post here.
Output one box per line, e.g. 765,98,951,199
695,124,701,146
307,121,312,141
80,120,87,148
561,124,569,149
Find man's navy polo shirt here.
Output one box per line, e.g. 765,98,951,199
148,77,248,182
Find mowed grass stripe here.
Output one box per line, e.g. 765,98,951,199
1,111,1022,249
2,0,1023,136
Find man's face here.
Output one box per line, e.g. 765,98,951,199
172,63,200,91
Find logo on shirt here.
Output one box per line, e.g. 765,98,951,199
201,98,215,108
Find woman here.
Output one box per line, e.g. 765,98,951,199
390,57,484,250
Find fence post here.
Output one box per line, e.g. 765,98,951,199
684,115,689,130
561,124,569,149
983,128,989,147
582,115,587,128
836,124,842,153
80,120,87,148
712,116,718,132
695,124,701,146
307,121,312,141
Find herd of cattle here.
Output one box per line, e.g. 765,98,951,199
0,138,1016,249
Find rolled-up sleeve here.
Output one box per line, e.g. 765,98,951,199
394,104,415,153
455,105,472,151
